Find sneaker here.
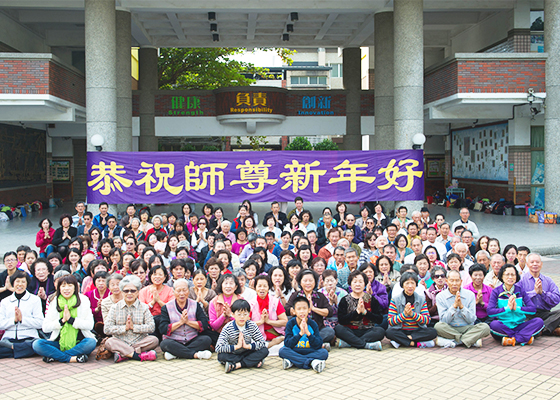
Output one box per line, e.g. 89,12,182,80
502,337,516,346
42,356,55,363
76,354,88,363
114,353,128,363
417,340,435,348
473,339,483,348
311,359,326,373
526,337,534,345
195,350,212,360
282,358,294,370
390,341,401,349
139,350,157,361
338,339,351,348
436,337,456,348
164,352,177,361
322,343,331,352
364,341,383,351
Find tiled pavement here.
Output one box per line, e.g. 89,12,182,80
2,263,560,399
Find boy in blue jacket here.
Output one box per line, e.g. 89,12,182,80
279,296,329,373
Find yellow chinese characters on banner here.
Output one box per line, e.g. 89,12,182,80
88,161,133,195
328,160,376,193
280,160,327,193
135,162,183,195
378,159,423,192
184,161,228,195
230,160,278,194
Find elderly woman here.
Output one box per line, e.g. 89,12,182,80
208,274,244,333
189,269,217,315
0,270,44,359
318,269,347,329
52,214,78,259
101,273,124,322
27,258,55,313
232,268,257,303
104,275,158,362
158,279,213,360
285,270,334,347
425,266,447,325
386,271,437,348
335,270,385,350
250,275,288,353
487,264,544,346
33,274,96,363
85,271,110,337
139,265,175,337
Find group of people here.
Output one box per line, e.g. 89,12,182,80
0,198,558,374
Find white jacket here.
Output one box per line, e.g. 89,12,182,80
43,293,95,341
0,291,44,340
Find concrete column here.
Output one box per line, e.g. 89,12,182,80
85,0,117,153
343,47,362,150
139,47,158,151
394,0,424,213
116,9,132,151
373,12,394,151
545,1,560,213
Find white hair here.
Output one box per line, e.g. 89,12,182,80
173,278,190,289
120,275,142,291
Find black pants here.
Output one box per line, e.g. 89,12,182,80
529,309,560,333
160,336,212,359
385,326,437,347
334,325,385,348
217,347,269,368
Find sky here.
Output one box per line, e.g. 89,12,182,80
229,49,285,67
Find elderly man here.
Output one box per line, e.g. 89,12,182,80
484,254,505,288
475,250,491,271
344,215,363,244
159,279,213,360
343,230,362,256
435,270,490,348
461,230,476,257
262,201,289,229
104,275,159,363
318,228,340,261
520,254,560,336
454,243,474,269
451,208,480,239
383,244,402,272
327,246,348,280
404,238,424,264
422,227,447,257
335,248,358,291
435,222,452,246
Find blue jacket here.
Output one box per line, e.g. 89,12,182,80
283,317,323,352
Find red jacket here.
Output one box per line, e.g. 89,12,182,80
36,228,56,253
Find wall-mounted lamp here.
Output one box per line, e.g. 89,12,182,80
91,134,104,152
213,33,220,42
208,12,216,21
210,23,218,32
283,33,290,41
412,133,426,150
290,12,298,22
287,24,294,32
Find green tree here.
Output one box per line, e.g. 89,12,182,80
313,139,339,151
285,137,313,151
159,48,295,90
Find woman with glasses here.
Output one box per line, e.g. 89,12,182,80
358,232,377,266
104,275,158,362
130,259,149,287
425,266,447,327
487,264,544,346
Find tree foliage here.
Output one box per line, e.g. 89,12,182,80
285,137,313,151
158,48,295,90
313,139,339,151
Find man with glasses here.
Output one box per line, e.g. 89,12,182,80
0,252,18,301
452,208,480,240
461,230,476,257
435,270,491,348
344,215,362,244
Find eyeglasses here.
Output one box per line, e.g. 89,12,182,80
133,271,145,275
122,289,138,294
433,274,446,279
4,259,17,263
199,222,206,225
234,311,250,317
502,273,517,277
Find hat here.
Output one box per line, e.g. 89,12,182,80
247,233,258,242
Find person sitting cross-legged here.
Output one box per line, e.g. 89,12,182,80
435,270,491,348
279,296,329,373
159,279,213,361
216,299,269,373
104,275,159,362
335,270,385,350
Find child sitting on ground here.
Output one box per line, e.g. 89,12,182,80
279,296,329,373
215,299,269,373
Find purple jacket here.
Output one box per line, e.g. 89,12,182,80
370,279,389,313
520,273,560,311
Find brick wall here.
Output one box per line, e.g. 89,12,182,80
360,91,374,116
0,185,48,205
424,58,545,104
49,61,85,107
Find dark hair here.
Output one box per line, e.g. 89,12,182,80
59,213,72,226
47,252,63,266
130,259,147,273
335,202,347,214
182,203,192,216
87,259,108,277
55,274,81,312
10,269,30,286
281,230,292,239
397,206,408,213
400,264,419,275
423,245,441,261
267,266,292,292
108,247,122,260
107,215,117,223
407,222,418,230
518,246,531,253
254,275,271,289
98,238,114,254
67,248,82,264
286,259,302,274
497,263,520,283
279,250,295,266
414,254,431,268
192,269,207,280
295,269,318,290
164,233,179,258
148,254,165,269
216,274,241,295
206,257,224,272
394,234,409,248
469,263,488,276
38,218,53,229
375,255,394,275
386,223,398,232
170,258,187,273
17,245,31,254
148,265,169,284
296,245,312,264
141,246,156,259
241,199,254,216
362,232,377,250
30,258,53,276
322,269,338,280
503,244,519,262
243,259,262,276
202,203,214,215
293,296,310,308
399,271,419,287
301,210,313,221
99,202,108,208
235,228,248,240
348,270,369,286
93,271,110,286
68,237,83,253
215,249,232,265
3,251,17,261
309,256,327,272
446,253,463,270
231,299,251,313
84,211,94,219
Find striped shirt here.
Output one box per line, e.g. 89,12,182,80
215,320,267,353
388,299,430,330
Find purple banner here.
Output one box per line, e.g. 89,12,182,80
87,150,424,204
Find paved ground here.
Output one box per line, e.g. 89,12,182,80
2,257,560,399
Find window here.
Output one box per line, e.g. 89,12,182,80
330,63,343,78
290,76,327,85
